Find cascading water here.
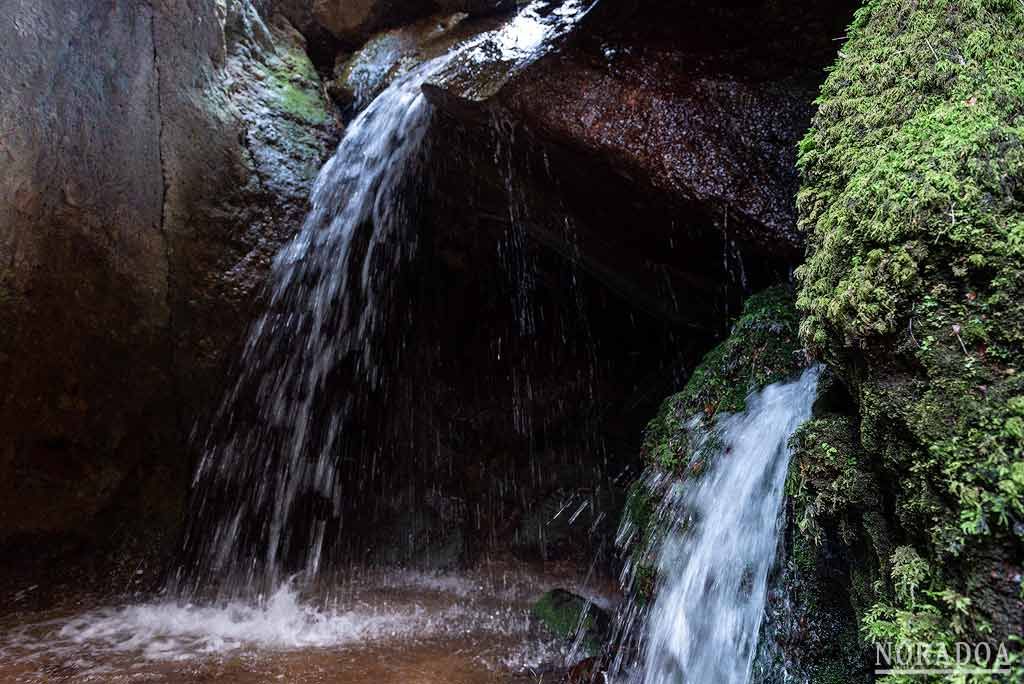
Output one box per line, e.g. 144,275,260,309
173,54,455,597
610,366,820,684
173,0,599,598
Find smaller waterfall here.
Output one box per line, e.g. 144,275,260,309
611,366,820,684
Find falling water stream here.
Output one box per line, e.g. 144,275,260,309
175,52,454,597
179,0,599,600
611,367,820,684
0,2,611,682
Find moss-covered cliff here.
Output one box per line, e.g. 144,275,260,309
793,0,1024,674
614,285,806,643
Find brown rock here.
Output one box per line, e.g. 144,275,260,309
0,0,337,581
309,0,512,45
421,0,856,324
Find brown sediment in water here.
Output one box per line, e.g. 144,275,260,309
0,639,547,683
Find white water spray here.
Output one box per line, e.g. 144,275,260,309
612,366,820,684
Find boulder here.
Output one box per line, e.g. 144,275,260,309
0,0,336,584
531,588,610,655
310,0,513,46
422,0,857,324
325,11,501,111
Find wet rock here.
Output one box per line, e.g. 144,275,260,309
512,482,621,562
325,12,501,112
565,656,599,684
310,0,513,46
0,0,336,574
423,0,856,323
0,0,168,551
532,589,609,654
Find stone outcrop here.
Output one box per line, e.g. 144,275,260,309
418,0,856,330
794,0,1024,652
324,11,503,111
274,0,512,46
0,0,336,586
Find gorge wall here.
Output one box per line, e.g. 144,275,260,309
6,3,1019,679
0,0,338,589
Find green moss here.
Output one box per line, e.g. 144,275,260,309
620,481,661,605
788,414,877,546
531,589,607,655
266,44,330,125
792,531,818,576
796,0,1024,658
623,480,655,543
640,285,803,473
776,501,876,683
679,285,803,417
532,589,590,638
807,623,866,684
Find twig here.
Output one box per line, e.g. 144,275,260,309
952,324,969,355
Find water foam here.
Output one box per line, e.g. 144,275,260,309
54,584,422,659
0,572,575,675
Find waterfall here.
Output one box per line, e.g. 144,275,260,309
173,55,454,596
610,366,820,684
172,0,598,598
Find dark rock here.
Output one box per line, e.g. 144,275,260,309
423,0,857,324
309,0,513,46
532,588,610,655
0,0,336,579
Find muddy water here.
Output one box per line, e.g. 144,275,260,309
0,564,611,683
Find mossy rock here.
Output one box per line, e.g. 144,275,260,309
787,414,880,544
266,37,332,126
797,0,1024,650
640,284,803,471
531,589,609,655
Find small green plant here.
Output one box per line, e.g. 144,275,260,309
890,546,929,606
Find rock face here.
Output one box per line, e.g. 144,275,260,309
308,0,513,45
0,0,336,584
324,11,502,111
795,0,1024,651
422,0,857,327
